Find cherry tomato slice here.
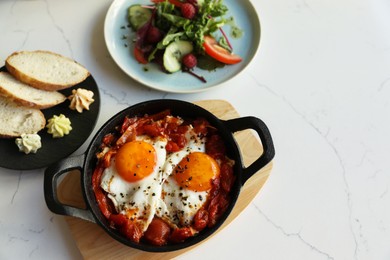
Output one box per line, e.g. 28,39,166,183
134,46,148,64
203,35,242,65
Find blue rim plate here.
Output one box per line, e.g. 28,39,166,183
104,0,261,93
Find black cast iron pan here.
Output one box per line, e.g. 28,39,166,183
44,99,275,252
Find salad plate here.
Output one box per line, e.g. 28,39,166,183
104,0,261,93
0,66,100,171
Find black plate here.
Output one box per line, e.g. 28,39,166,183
0,66,100,170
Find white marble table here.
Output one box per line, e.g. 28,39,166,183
1,0,390,259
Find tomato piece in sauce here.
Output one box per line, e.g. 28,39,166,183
140,123,164,137
109,214,143,243
206,134,226,161
169,227,193,243
143,218,171,246
92,165,112,219
193,208,209,231
220,161,235,193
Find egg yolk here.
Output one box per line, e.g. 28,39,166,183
174,152,220,191
115,141,157,182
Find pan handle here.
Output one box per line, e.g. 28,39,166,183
44,154,95,223
224,116,275,186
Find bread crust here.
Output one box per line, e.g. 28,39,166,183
0,91,39,109
5,50,90,91
0,90,65,110
0,72,66,109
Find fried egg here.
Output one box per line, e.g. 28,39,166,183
100,135,168,232
160,152,220,227
100,126,221,232
157,128,220,227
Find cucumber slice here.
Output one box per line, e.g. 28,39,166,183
128,5,152,30
163,41,193,73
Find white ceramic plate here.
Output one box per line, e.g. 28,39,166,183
104,0,261,93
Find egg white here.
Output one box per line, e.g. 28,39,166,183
159,177,209,227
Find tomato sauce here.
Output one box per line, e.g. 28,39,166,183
92,110,235,246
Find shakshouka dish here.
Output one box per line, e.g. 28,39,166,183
92,109,235,246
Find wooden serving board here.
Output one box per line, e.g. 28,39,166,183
57,100,273,259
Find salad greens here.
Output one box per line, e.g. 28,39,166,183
128,0,243,81
154,0,227,52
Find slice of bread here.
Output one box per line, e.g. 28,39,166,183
0,96,46,138
0,72,66,109
5,50,90,91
